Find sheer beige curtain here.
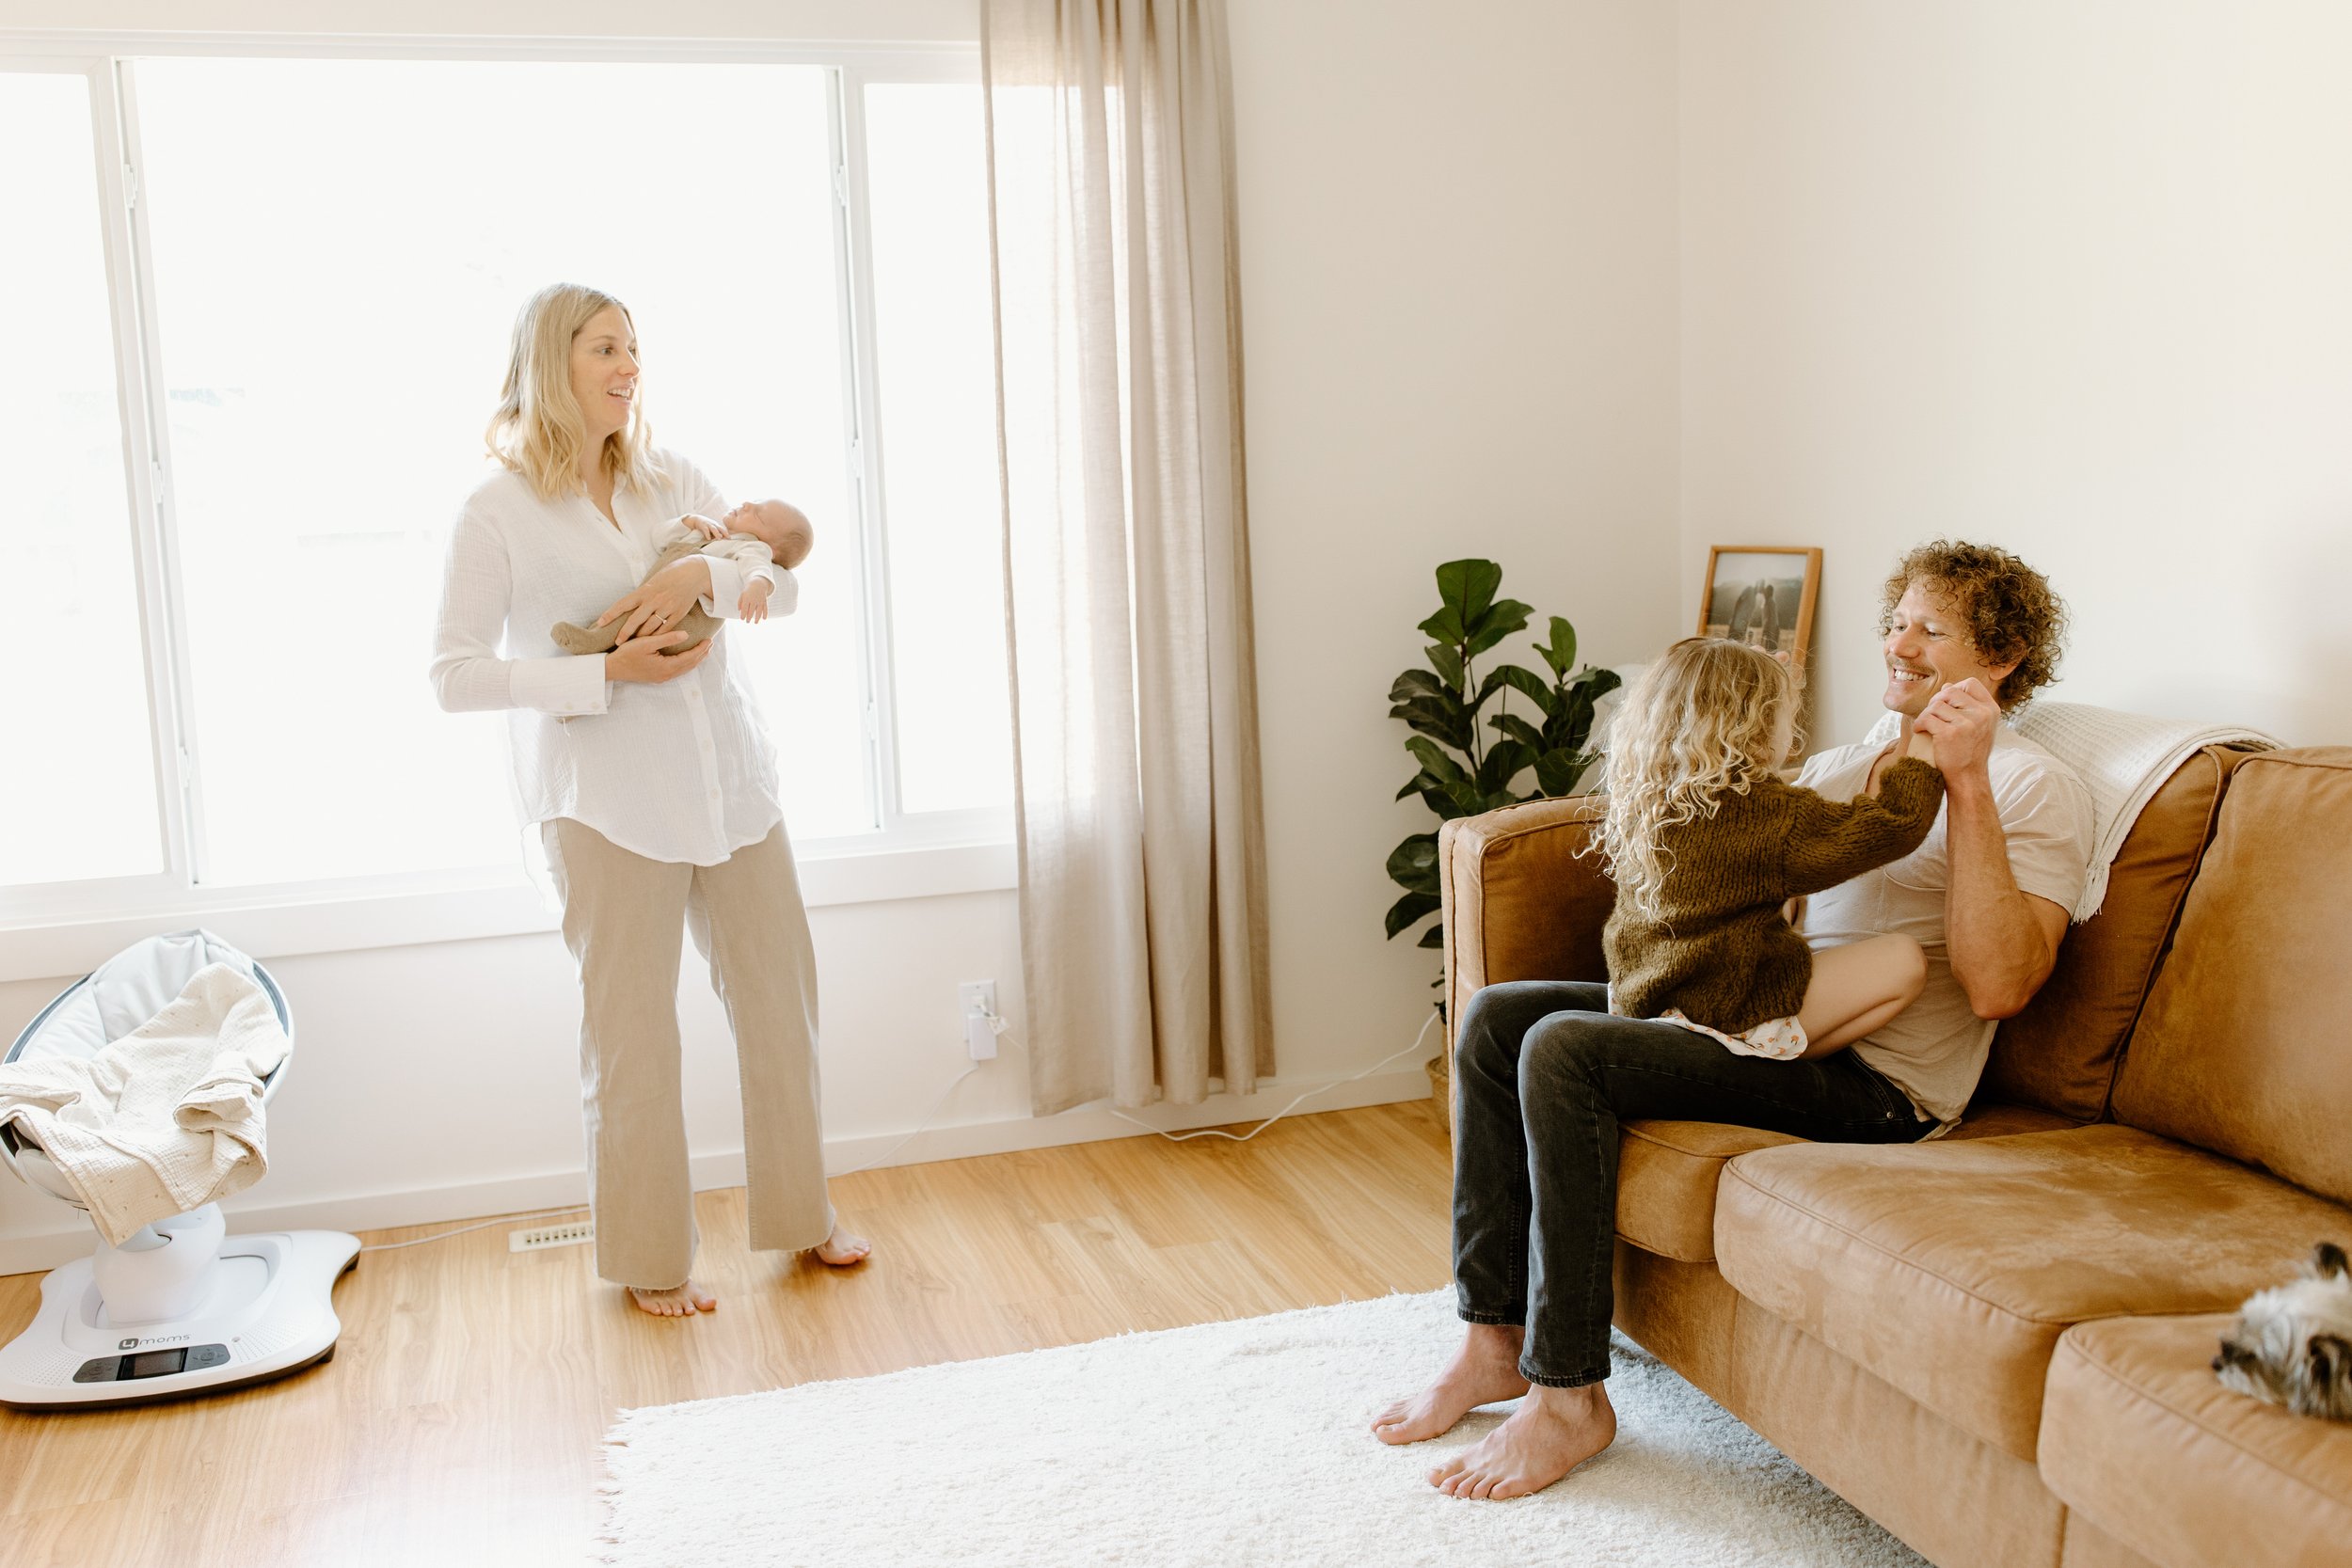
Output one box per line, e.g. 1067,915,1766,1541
981,0,1271,1116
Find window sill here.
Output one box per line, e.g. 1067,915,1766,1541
0,839,1016,985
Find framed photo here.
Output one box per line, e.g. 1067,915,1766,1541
1698,546,1823,665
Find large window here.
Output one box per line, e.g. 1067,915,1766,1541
0,47,1009,928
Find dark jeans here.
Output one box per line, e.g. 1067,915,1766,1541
1453,979,1932,1386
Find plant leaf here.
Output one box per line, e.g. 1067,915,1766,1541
1474,738,1533,796
1463,596,1534,658
1389,668,1449,704
1488,712,1546,751
1537,616,1579,679
1390,695,1473,752
1405,736,1471,784
1435,559,1502,630
1384,890,1442,940
1386,832,1441,895
1533,748,1584,798
1425,643,1464,691
1488,662,1554,714
1417,923,1446,949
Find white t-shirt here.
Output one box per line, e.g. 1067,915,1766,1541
429,451,794,865
1794,726,2095,1129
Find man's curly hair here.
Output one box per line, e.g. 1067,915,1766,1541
1880,540,2067,710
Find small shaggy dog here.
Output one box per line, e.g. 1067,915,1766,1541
2213,1242,2352,1419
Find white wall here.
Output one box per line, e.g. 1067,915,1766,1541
1230,0,1682,1069
1679,0,2352,750
0,2,1688,1269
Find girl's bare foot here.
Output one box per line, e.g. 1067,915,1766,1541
1372,1323,1534,1445
627,1278,717,1317
811,1227,870,1267
1429,1382,1617,1499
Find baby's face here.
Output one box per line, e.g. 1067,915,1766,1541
723,499,800,553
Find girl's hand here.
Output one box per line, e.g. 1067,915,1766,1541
603,628,713,684
596,559,712,643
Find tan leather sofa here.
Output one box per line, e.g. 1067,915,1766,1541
1437,744,2352,1568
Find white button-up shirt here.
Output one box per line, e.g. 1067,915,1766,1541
429,451,791,865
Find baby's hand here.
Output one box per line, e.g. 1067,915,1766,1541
739,578,774,624
677,513,727,542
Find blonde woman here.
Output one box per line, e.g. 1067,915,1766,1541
430,283,868,1320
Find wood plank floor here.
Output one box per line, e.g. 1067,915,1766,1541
0,1099,1454,1568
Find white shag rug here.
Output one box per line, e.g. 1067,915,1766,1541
599,1291,1928,1568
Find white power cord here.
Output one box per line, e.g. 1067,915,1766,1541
831,1065,984,1178
1104,1008,1442,1145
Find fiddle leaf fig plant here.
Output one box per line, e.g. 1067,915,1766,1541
1385,560,1622,958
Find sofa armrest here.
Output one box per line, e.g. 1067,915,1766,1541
1440,794,1614,1060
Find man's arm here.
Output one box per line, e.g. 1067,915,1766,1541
1916,678,2069,1020
1942,773,2069,1019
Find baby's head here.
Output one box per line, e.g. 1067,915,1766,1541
722,499,814,566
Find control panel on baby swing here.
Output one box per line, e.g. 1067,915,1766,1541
72,1343,231,1383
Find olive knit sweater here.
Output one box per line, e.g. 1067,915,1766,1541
1603,756,1946,1035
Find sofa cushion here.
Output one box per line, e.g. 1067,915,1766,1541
2113,749,2352,1206
1980,746,2246,1122
1614,1101,2072,1264
2041,1313,2352,1568
1714,1124,2352,1461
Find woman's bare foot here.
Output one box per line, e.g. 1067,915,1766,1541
810,1227,870,1267
1372,1323,1534,1445
1429,1382,1617,1499
627,1278,717,1318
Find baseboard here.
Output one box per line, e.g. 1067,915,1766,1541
0,1064,1436,1278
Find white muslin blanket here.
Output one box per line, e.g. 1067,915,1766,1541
0,962,289,1245
1863,701,2279,921
2012,702,2278,919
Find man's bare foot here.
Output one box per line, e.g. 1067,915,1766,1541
627,1278,717,1318
1430,1382,1617,1499
810,1226,870,1267
1372,1323,1534,1445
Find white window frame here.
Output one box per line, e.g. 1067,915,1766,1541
0,34,1013,984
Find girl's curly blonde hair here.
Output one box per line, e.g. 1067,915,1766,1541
1597,638,1800,920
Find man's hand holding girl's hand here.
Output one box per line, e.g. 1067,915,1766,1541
1911,677,2000,778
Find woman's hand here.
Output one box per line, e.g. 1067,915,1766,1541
596,559,713,644
604,628,713,684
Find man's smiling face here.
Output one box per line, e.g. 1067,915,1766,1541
1880,580,2019,719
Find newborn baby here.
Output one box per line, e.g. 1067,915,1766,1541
551,499,815,656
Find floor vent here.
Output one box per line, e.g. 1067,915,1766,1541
509,1220,596,1253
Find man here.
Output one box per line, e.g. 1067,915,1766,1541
1373,541,2094,1499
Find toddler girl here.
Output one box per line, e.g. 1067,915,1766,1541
1596,637,1945,1060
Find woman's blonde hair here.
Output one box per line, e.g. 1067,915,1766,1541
485,282,658,500
1597,638,1801,919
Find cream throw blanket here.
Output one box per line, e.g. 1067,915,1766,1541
1863,701,2278,921
0,962,288,1245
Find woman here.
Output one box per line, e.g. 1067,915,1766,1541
430,282,868,1319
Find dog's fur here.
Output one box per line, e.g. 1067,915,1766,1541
2213,1242,2352,1419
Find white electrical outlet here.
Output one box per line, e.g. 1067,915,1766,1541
959,980,999,1061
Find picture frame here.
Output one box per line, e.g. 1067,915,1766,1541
1697,546,1823,666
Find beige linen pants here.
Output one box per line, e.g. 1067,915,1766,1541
541,817,834,1289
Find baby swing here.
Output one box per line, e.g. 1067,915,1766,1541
0,929,358,1410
